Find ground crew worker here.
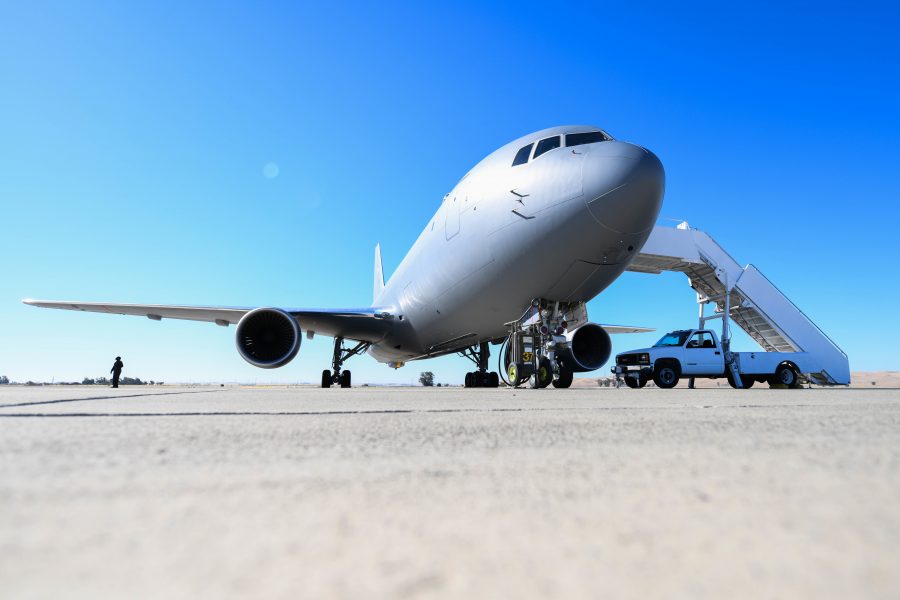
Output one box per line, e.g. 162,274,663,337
110,356,124,388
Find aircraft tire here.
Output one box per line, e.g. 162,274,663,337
552,366,574,389
340,370,351,388
321,369,332,388
488,372,499,388
464,372,473,388
474,371,486,387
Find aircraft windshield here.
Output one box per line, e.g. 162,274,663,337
653,331,692,347
566,131,611,147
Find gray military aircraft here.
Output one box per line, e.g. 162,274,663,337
24,125,665,389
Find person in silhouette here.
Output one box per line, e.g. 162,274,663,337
110,356,124,388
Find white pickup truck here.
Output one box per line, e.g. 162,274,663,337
612,328,816,389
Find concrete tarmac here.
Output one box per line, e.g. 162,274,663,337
1,385,899,599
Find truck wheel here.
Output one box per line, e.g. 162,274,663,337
772,364,798,388
727,373,755,389
624,376,648,389
653,363,680,389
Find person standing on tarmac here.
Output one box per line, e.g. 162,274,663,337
110,356,124,388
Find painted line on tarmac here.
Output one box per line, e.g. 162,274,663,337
0,389,226,409
0,404,827,418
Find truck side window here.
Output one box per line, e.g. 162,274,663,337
687,332,717,349
688,332,716,349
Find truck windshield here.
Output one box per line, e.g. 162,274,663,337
653,331,692,347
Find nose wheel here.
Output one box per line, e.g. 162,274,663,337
321,337,369,388
551,363,574,388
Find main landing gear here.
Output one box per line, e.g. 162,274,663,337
460,341,500,388
321,336,370,388
502,299,575,389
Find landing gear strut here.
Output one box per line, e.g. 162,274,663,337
460,342,500,388
321,336,370,388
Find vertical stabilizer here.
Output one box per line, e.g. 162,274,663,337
374,243,385,303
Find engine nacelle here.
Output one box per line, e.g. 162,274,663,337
235,307,301,369
558,322,612,372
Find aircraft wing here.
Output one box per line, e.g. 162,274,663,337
21,299,395,344
599,324,655,334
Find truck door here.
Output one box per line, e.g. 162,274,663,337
682,331,721,375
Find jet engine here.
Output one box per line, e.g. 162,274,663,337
235,308,301,368
558,322,612,372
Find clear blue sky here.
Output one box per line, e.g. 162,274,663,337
1,1,898,384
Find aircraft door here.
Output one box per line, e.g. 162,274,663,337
445,195,460,240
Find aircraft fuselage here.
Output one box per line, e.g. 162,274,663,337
368,125,665,364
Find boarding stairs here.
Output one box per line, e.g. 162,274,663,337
626,222,850,385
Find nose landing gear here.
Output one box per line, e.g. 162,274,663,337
321,336,370,388
502,299,576,389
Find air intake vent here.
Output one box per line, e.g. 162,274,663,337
235,308,301,368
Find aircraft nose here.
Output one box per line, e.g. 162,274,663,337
582,142,665,235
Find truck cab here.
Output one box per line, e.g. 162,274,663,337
613,328,807,389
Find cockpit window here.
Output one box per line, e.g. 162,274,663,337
512,144,533,166
533,136,561,159
566,131,611,147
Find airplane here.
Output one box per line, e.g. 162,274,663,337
24,125,665,389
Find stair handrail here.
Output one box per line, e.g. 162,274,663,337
740,263,848,360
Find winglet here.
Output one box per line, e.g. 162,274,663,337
374,243,385,303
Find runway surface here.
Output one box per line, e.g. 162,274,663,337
1,385,899,599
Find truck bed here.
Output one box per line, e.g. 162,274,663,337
735,351,813,376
